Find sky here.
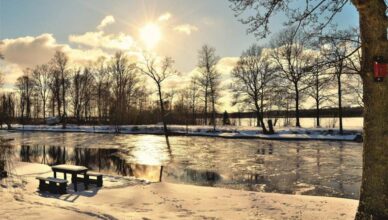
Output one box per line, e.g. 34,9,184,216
0,0,359,111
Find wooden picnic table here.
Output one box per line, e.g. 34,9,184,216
51,164,88,192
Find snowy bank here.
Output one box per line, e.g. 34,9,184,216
2,124,362,142
0,162,358,220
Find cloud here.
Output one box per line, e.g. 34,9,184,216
216,57,239,76
158,12,172,22
0,33,112,86
0,62,24,85
70,15,137,51
0,34,64,69
0,33,110,68
69,31,136,51
174,24,199,35
97,15,115,30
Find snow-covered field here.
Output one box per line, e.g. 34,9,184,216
2,124,362,141
0,162,358,220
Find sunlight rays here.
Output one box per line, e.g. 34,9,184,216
139,23,162,49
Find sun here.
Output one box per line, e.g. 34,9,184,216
140,23,162,49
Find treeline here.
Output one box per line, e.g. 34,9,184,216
0,27,362,134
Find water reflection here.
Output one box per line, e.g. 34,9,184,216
1,131,363,199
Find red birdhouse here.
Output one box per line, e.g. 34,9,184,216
374,56,387,82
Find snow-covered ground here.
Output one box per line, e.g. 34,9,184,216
1,124,362,141
0,162,358,220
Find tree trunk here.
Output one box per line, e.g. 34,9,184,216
61,73,67,129
316,74,320,127
204,88,208,125
56,91,61,119
157,84,168,134
43,100,46,121
294,83,301,127
211,94,216,132
354,1,388,219
316,100,320,128
98,86,102,123
338,74,344,135
255,101,269,134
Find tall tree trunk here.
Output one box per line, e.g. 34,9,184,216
56,91,61,119
61,73,67,129
254,100,269,134
157,84,168,134
204,88,208,125
259,92,264,127
98,86,102,123
316,99,320,127
43,101,46,121
316,74,320,127
338,74,344,135
211,94,216,132
294,83,301,127
354,1,388,219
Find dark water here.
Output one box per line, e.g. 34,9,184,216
0,131,362,199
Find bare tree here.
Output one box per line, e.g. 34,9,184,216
32,64,50,120
50,51,69,128
188,77,200,124
93,57,111,123
320,32,354,134
48,65,62,118
345,74,363,107
0,93,15,129
197,45,220,131
231,44,276,133
16,70,34,123
305,56,334,127
270,27,313,127
110,52,139,130
71,68,95,123
139,53,177,134
229,1,388,218
344,29,363,107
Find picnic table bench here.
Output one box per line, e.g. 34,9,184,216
36,176,68,194
0,160,7,179
87,172,103,187
0,170,7,178
52,164,88,192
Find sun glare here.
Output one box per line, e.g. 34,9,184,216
140,23,162,49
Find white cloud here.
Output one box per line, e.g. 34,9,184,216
158,12,172,22
0,33,110,68
216,57,239,76
0,34,64,69
69,31,136,51
174,24,199,35
0,33,113,86
0,61,24,86
97,15,115,30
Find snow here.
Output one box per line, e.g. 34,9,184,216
0,162,358,220
1,124,362,141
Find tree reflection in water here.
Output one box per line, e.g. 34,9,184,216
18,145,162,181
1,131,362,199
0,141,13,175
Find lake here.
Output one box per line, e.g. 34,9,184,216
0,131,362,199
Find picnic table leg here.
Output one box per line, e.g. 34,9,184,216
72,173,78,192
84,171,89,190
54,171,57,178
64,172,67,180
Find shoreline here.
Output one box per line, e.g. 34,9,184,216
1,124,362,142
0,162,359,220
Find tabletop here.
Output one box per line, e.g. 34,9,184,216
51,164,88,172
